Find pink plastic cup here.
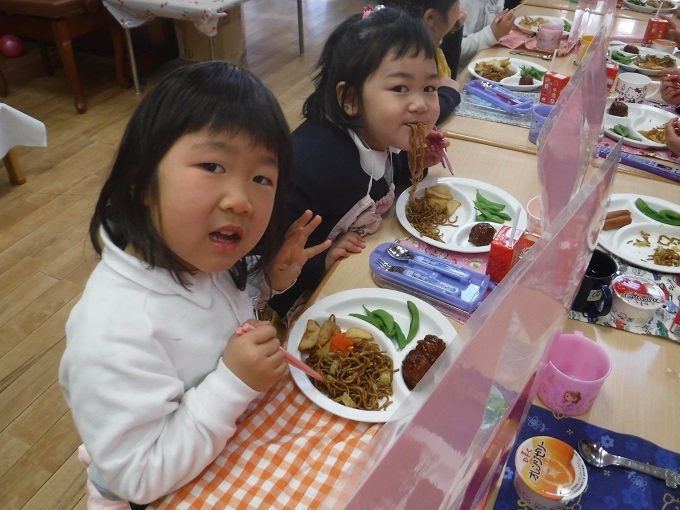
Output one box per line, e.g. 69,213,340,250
536,331,611,416
536,23,563,52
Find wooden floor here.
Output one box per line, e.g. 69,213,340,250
0,1,359,508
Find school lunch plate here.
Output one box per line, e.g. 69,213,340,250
514,14,570,37
608,43,680,77
468,57,547,92
395,176,528,254
598,193,680,274
602,102,677,149
622,0,679,14
286,288,460,423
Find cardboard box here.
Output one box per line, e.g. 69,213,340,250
174,6,246,64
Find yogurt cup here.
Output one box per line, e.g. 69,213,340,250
651,38,676,53
611,275,665,325
514,436,588,510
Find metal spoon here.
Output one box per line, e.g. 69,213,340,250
386,245,471,283
509,50,553,61
578,440,679,489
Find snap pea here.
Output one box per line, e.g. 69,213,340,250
393,322,407,350
635,198,680,226
349,312,383,330
372,309,395,336
406,301,420,345
475,190,512,224
612,124,642,141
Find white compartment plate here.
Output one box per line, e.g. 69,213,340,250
622,0,678,14
395,176,527,254
286,288,460,423
598,193,680,274
602,102,677,149
609,44,680,76
514,14,570,36
468,57,548,91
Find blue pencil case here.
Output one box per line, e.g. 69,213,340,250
369,242,491,322
464,79,534,114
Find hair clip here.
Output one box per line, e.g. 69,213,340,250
362,4,385,19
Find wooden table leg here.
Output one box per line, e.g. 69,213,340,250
3,149,26,185
0,65,7,97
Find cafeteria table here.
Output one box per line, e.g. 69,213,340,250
152,135,679,508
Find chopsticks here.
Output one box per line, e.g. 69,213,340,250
445,131,538,155
237,322,325,382
280,347,325,382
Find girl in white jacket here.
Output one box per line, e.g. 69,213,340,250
459,0,515,68
60,61,330,508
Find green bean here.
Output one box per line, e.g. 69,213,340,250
372,309,396,336
393,322,407,350
635,198,680,226
349,313,383,329
406,301,420,345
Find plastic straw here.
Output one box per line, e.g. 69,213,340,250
508,204,522,245
549,50,557,72
655,2,663,17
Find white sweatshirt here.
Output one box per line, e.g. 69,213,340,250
60,229,268,504
459,0,506,68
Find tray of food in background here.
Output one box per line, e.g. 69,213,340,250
598,193,680,273
286,288,461,422
609,43,679,76
603,101,677,148
468,57,547,91
395,176,527,254
514,15,571,36
622,0,678,14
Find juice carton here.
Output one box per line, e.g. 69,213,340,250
539,72,570,105
486,226,526,283
606,60,619,92
643,18,669,46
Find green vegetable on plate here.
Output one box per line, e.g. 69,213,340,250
612,124,642,141
610,50,637,65
520,66,546,80
635,198,680,226
474,190,512,223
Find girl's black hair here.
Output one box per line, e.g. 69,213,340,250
382,0,460,19
89,61,292,290
303,7,437,129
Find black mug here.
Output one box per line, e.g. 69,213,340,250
571,250,618,317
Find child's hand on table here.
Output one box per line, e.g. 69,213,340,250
267,210,332,292
224,321,285,391
325,231,366,270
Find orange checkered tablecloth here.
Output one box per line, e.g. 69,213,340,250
153,372,380,510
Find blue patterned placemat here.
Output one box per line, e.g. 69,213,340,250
568,253,680,343
493,405,680,510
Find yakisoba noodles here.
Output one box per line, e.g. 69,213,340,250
647,233,680,267
305,340,397,410
405,122,458,242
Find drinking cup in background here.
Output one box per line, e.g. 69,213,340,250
537,330,611,416
526,196,542,235
571,249,618,317
651,38,676,53
536,23,563,52
614,72,661,103
574,35,594,65
528,104,553,144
